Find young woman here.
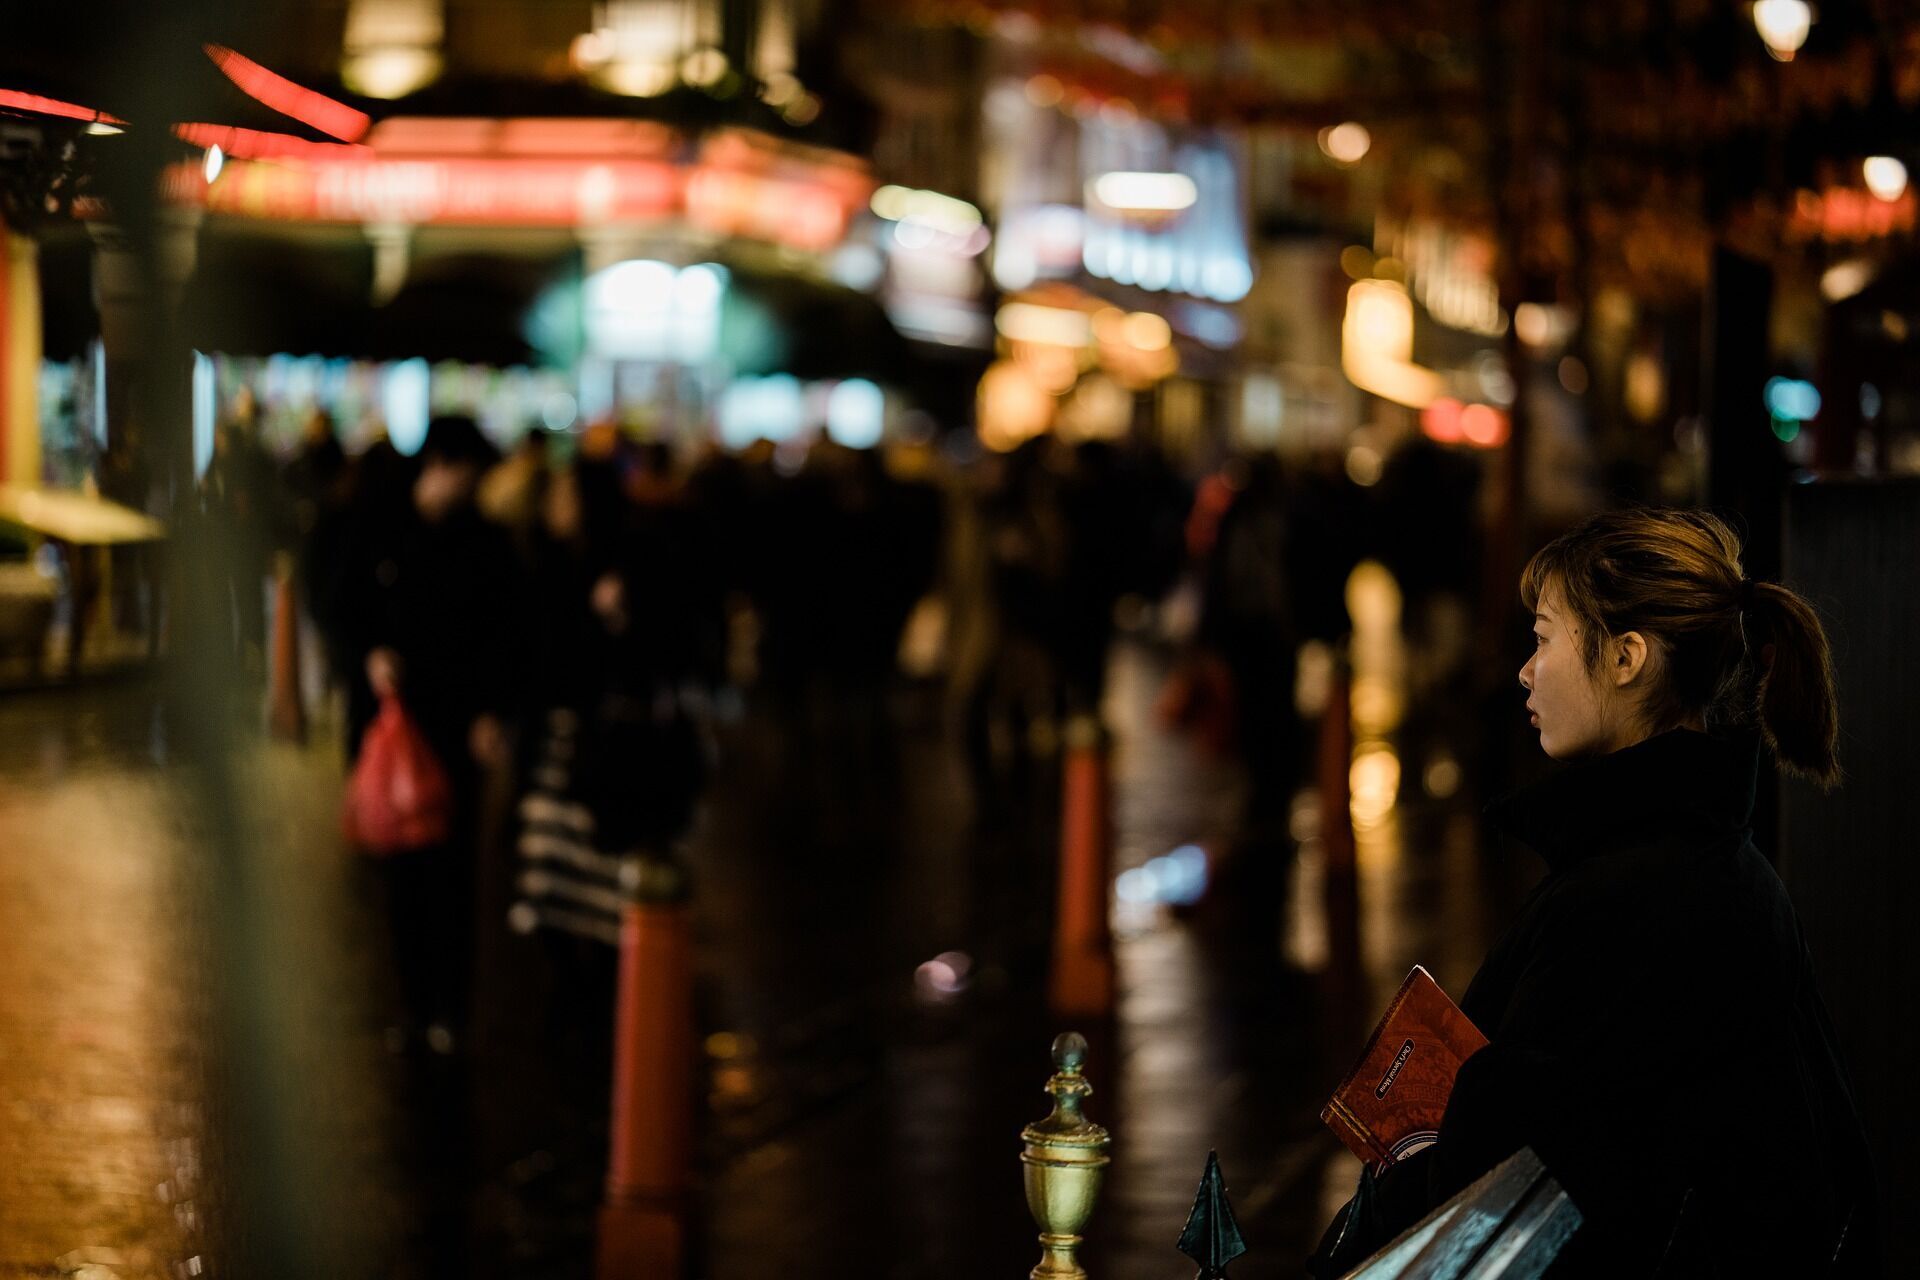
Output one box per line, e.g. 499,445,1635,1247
1313,509,1878,1277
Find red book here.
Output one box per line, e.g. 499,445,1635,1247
1321,966,1489,1166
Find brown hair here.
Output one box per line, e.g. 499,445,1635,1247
1520,508,1839,786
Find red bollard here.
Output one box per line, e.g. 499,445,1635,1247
1050,716,1115,1019
597,875,694,1279
267,567,306,742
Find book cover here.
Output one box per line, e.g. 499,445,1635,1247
1320,965,1488,1166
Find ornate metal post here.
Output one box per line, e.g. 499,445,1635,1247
1020,1031,1112,1280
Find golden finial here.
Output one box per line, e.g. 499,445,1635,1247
1020,1032,1111,1280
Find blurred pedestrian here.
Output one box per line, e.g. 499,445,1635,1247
200,389,280,666
1373,435,1485,785
1056,441,1130,716
512,454,707,1074
321,415,523,1053
959,439,1070,798
476,426,552,551
281,407,349,557
1190,454,1302,975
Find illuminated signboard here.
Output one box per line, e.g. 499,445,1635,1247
984,78,1252,303
165,123,871,252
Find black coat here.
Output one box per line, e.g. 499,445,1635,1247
1320,730,1879,1276
327,501,527,767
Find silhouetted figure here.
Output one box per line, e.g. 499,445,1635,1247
200,391,279,666
1193,455,1301,977
323,416,523,1050
960,439,1071,808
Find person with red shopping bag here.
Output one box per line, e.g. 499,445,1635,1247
322,417,527,1057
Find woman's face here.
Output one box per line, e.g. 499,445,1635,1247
1519,586,1625,760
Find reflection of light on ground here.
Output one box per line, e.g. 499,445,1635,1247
913,950,973,1003
1286,822,1329,971
1344,560,1408,872
1350,676,1403,733
710,1063,761,1108
704,1029,766,1109
705,1031,756,1059
1288,789,1321,843
1294,639,1334,716
1345,561,1405,739
1114,844,1209,909
1345,560,1402,634
1349,746,1401,830
1423,754,1462,799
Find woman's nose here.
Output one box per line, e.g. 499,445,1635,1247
1518,655,1534,691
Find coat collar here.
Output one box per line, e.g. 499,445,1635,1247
1486,729,1758,870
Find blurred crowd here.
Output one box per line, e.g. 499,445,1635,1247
172,401,1492,1055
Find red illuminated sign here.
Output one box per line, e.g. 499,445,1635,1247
204,44,370,142
0,88,124,126
179,156,679,226
175,123,370,162
1788,187,1917,242
166,124,873,250
683,167,848,251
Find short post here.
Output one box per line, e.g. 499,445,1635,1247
1020,1031,1112,1280
1315,661,1363,1021
267,555,305,742
596,853,694,1280
1050,717,1115,1018
1315,663,1356,875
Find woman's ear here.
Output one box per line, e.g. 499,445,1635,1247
1611,630,1650,688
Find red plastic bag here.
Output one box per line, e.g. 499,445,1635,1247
343,695,452,854
1154,651,1238,760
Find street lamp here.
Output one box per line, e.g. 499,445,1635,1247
1863,156,1908,202
1318,122,1371,166
1753,0,1813,61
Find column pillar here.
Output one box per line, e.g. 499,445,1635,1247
1,221,43,487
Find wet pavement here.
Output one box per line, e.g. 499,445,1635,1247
0,683,208,1279
0,617,1537,1278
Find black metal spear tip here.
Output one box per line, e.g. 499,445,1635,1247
1176,1150,1248,1279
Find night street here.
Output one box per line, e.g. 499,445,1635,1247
0,631,1535,1278
4,2,1918,1275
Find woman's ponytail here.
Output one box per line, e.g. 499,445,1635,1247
1748,581,1840,788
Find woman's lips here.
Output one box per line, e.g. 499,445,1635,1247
1528,711,1540,726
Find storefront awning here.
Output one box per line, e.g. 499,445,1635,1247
180,229,373,358
0,486,164,545
179,228,581,366
725,267,909,382
368,252,568,367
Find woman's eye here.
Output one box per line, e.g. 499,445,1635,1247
1533,633,1547,647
